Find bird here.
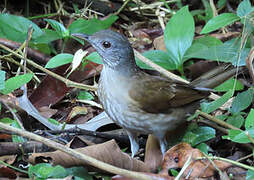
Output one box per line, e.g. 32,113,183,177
72,30,238,157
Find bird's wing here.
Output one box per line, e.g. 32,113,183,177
129,75,209,113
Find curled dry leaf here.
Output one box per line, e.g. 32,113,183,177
65,106,88,123
159,143,232,178
28,139,149,172
144,135,163,171
153,35,166,51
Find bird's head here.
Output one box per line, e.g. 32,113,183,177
72,30,136,70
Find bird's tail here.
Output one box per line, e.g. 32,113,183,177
190,64,245,89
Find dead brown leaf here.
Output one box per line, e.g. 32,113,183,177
29,62,102,109
160,143,232,179
38,106,57,119
144,135,162,171
65,106,88,123
0,155,17,179
28,139,150,172
153,35,166,51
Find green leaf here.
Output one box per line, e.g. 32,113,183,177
164,6,194,67
65,167,92,180
45,53,74,68
245,109,254,129
85,52,103,64
69,15,118,35
223,128,254,143
0,73,33,95
217,0,227,9
201,89,233,113
0,118,25,143
48,118,60,125
201,13,240,34
34,29,62,44
0,117,14,124
196,143,210,154
169,169,179,177
214,78,244,92
230,89,253,114
246,170,254,180
0,14,43,42
194,36,223,47
196,0,213,22
0,70,5,90
77,91,94,100
184,42,249,66
226,114,244,128
237,0,253,17
11,121,26,143
45,19,69,38
28,163,67,179
29,43,52,55
183,125,215,146
136,50,177,70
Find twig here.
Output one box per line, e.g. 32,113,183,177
175,154,192,180
209,0,218,17
202,153,224,178
196,110,240,130
130,0,178,11
2,56,40,83
197,110,254,146
156,7,165,30
196,156,254,172
0,160,28,174
115,0,132,16
0,100,25,130
23,26,34,75
236,153,253,162
134,49,189,83
0,122,153,180
42,127,130,144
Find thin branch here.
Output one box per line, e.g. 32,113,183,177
196,156,254,172
0,100,25,130
115,0,132,16
0,122,153,180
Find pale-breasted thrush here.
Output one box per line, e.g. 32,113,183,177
73,30,238,157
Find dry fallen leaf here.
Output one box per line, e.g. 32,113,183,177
65,106,88,123
38,106,57,119
153,35,166,51
28,139,150,172
160,143,232,179
144,135,162,171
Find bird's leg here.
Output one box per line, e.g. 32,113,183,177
155,133,168,156
126,130,139,157
159,137,168,156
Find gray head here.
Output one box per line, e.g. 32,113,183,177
72,30,137,71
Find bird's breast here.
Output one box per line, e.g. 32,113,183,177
97,67,193,135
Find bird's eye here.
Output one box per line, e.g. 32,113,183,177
102,41,111,48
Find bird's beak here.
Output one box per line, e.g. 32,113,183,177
71,33,90,41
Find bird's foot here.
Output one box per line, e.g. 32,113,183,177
126,130,139,157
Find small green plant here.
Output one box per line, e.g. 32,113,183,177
136,0,253,77
28,163,93,180
0,13,118,54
